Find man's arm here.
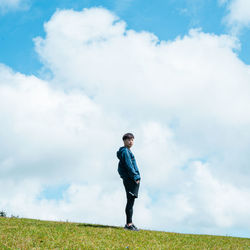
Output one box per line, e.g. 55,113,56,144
122,148,140,182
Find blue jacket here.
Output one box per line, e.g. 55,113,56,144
117,146,141,182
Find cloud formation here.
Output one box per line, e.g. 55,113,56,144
0,0,29,13
1,7,250,237
221,0,250,33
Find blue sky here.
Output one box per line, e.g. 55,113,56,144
1,0,250,75
1,0,250,238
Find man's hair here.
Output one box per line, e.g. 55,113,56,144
122,133,134,141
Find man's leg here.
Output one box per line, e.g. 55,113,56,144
125,193,135,225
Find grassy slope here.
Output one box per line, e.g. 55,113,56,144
0,217,250,249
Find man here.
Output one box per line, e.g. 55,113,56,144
116,132,141,231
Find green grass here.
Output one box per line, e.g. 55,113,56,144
0,217,249,249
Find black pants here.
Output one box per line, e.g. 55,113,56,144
125,193,135,224
122,177,140,224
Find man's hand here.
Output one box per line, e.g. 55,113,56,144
136,180,140,184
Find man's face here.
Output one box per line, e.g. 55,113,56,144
124,138,134,148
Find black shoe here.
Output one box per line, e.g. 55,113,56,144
132,223,140,231
124,224,138,231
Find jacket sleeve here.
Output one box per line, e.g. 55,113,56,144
122,148,140,182
133,158,140,176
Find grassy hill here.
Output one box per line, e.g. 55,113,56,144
0,217,249,249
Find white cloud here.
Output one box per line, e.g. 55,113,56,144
0,63,122,183
221,0,250,33
1,7,250,237
0,0,29,13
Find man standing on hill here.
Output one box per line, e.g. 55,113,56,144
116,133,141,231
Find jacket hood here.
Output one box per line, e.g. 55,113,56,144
117,146,127,160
